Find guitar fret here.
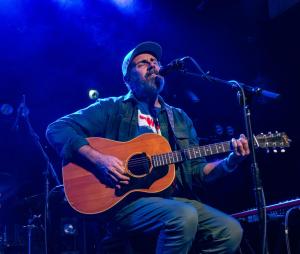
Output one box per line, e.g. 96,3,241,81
196,147,202,157
163,153,167,165
205,146,209,155
158,155,162,166
204,146,210,155
170,153,174,164
172,152,177,163
214,144,219,154
192,147,196,159
200,146,206,156
152,141,240,168
163,154,167,165
193,148,198,157
170,153,174,163
167,153,171,164
168,153,172,164
211,145,215,154
221,143,225,152
177,151,182,162
152,156,156,167
161,154,165,166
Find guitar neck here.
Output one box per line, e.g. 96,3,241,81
152,141,232,167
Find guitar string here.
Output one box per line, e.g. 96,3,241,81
125,137,284,167
127,145,231,166
126,150,186,165
126,142,231,166
127,152,220,168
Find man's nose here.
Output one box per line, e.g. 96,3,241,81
147,62,156,71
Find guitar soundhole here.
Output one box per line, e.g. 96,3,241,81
127,153,151,177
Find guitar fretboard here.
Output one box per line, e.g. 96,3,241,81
151,141,232,167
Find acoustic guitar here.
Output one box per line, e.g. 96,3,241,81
62,132,290,214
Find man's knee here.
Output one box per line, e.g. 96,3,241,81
166,204,199,242
223,218,243,253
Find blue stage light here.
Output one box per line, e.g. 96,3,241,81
53,0,83,9
112,0,134,8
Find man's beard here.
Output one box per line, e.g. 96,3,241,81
131,75,165,102
145,69,165,93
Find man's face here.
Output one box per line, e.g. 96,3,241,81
127,53,165,100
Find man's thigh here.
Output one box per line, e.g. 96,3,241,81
175,197,242,253
112,196,197,233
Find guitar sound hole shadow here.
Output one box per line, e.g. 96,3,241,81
115,165,169,197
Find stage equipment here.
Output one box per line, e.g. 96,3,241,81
232,198,300,254
13,95,61,254
88,89,99,100
168,55,284,254
232,198,300,222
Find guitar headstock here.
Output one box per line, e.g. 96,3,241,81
254,131,291,153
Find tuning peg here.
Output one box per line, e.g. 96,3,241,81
273,149,278,153
281,148,286,153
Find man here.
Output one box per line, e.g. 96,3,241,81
46,41,250,253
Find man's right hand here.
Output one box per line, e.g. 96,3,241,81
79,145,130,189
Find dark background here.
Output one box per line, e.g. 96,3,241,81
0,0,299,251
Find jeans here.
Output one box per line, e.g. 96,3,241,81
102,197,243,254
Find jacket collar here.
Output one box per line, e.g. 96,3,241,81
122,91,169,111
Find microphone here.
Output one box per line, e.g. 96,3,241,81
159,56,189,76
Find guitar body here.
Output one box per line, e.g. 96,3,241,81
62,131,290,215
63,133,175,214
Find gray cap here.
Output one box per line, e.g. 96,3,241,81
122,41,162,78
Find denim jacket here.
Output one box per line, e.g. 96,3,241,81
46,92,227,199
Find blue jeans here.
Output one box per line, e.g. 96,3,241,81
103,197,243,254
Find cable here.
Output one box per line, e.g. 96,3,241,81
284,206,300,254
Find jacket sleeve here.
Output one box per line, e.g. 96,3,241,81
183,111,237,184
46,99,109,161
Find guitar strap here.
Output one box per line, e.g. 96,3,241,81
165,104,201,201
165,105,175,133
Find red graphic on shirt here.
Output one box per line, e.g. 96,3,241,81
139,115,155,127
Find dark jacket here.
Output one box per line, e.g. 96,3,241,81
46,92,226,199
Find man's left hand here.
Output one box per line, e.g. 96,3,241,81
227,134,250,168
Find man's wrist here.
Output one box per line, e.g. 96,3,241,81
222,153,238,172
222,158,237,172
79,145,101,164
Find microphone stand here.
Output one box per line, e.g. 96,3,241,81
180,57,281,254
14,95,61,254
